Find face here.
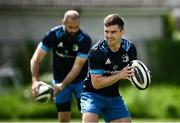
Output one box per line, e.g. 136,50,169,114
104,25,124,46
64,18,80,36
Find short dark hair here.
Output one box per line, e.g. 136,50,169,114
104,14,124,30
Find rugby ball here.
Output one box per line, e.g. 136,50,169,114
35,82,54,103
129,60,151,90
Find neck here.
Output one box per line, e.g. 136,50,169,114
109,42,121,52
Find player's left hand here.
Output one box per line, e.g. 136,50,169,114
52,83,65,96
118,64,134,80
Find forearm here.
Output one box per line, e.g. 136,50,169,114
61,57,86,87
92,65,133,89
61,65,82,86
30,59,40,84
30,48,46,84
91,72,121,89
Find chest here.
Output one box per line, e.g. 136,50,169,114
57,40,79,51
104,51,130,72
54,37,80,57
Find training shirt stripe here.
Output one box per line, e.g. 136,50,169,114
122,38,131,52
77,53,88,58
90,69,104,75
40,42,49,52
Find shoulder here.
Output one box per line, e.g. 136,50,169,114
46,25,64,38
92,38,108,52
121,38,136,52
50,25,64,33
77,29,92,43
89,38,108,58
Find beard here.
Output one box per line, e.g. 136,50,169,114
65,30,78,37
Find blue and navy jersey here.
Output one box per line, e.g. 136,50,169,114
83,38,137,97
40,25,92,83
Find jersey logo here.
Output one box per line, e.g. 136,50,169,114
105,58,111,64
73,44,78,51
122,54,129,62
113,65,118,70
57,42,63,47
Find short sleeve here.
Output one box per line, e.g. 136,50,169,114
41,31,56,52
88,50,105,75
77,36,92,58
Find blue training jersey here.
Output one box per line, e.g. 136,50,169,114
40,25,92,83
83,38,137,97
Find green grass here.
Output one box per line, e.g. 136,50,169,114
120,84,180,119
2,118,180,122
0,83,180,121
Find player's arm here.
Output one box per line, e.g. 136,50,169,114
91,65,133,89
53,56,87,94
89,49,133,89
30,45,47,96
53,36,91,93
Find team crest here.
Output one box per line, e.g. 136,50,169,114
73,44,78,51
122,54,129,62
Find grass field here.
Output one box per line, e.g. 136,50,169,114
1,118,180,123
1,84,180,122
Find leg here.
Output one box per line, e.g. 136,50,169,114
56,102,71,122
53,82,73,123
82,112,99,123
110,117,131,123
81,92,102,123
58,112,71,122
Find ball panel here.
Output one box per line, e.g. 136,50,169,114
131,60,148,87
129,60,151,90
38,85,50,94
35,93,51,103
137,60,151,84
35,82,54,103
134,66,144,84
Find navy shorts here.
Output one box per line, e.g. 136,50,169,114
81,92,131,122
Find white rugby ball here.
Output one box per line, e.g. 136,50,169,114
35,82,54,103
129,60,151,90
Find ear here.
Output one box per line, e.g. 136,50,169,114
121,29,125,35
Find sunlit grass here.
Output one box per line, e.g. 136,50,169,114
0,84,180,122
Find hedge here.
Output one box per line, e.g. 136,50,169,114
0,84,180,121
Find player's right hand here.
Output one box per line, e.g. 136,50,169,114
31,81,45,98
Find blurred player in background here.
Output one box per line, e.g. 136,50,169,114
81,14,137,122
30,10,92,122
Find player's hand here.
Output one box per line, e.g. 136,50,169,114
117,64,134,80
31,81,45,98
52,83,65,96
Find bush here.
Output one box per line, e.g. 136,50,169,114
120,84,180,119
13,40,52,85
145,40,180,84
0,89,56,121
163,12,175,39
0,84,180,121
